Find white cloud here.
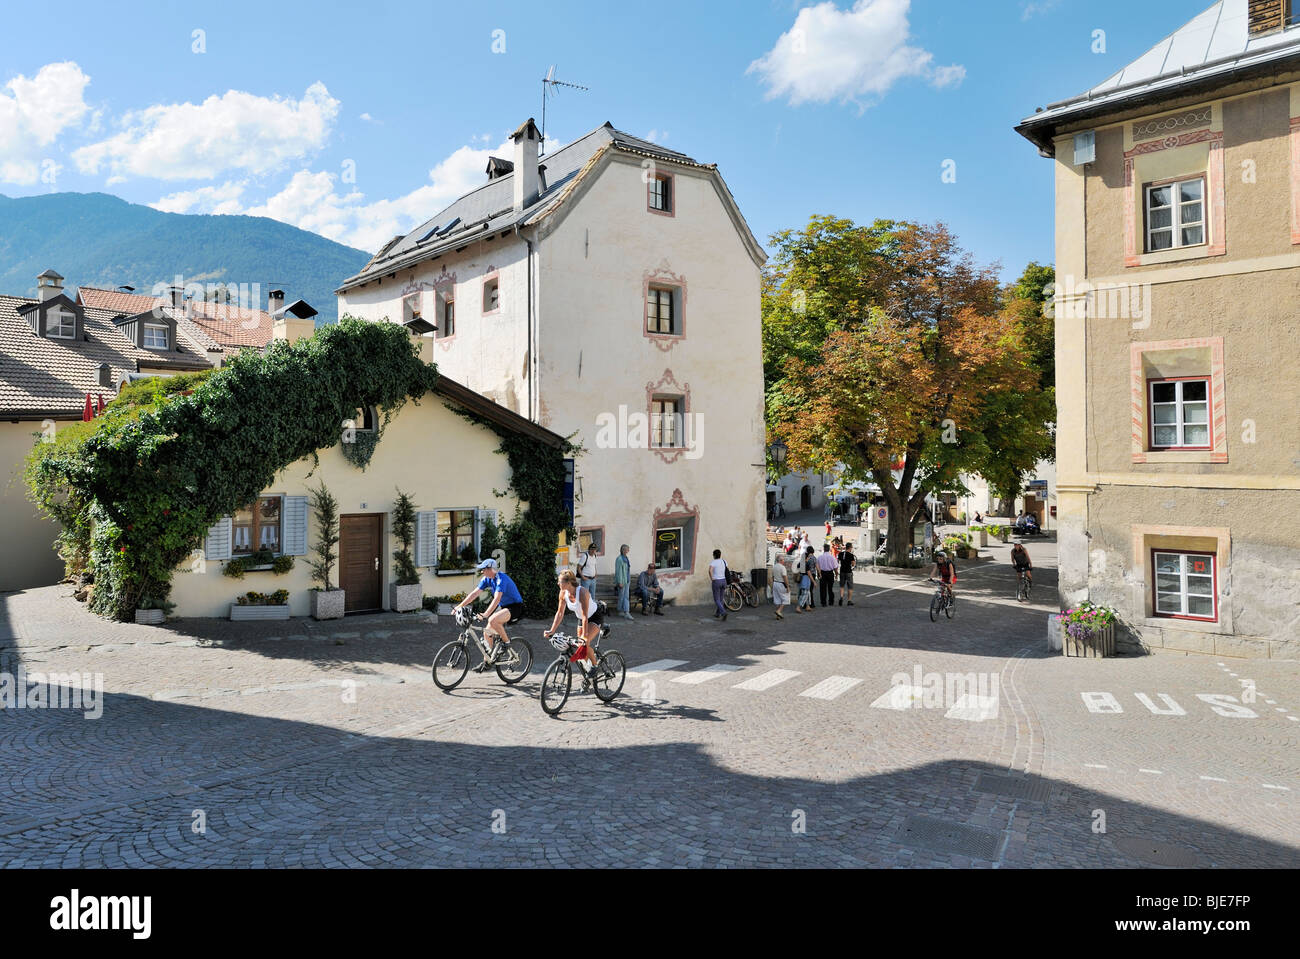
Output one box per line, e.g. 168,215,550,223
0,62,91,184
747,0,964,108
73,82,339,182
155,135,526,253
1021,0,1061,20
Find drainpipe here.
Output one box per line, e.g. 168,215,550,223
516,224,536,422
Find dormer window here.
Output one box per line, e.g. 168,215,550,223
142,323,169,350
47,308,76,339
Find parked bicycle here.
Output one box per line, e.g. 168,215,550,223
723,569,759,611
928,578,955,622
432,607,534,691
540,624,626,716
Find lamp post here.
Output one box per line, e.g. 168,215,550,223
769,439,788,467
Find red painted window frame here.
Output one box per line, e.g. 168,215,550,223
1151,548,1219,622
1147,375,1213,451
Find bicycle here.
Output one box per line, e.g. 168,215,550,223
723,570,759,611
432,607,534,691
540,624,627,716
1016,568,1033,603
928,578,954,621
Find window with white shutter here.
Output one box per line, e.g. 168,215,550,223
204,517,232,562
415,511,439,568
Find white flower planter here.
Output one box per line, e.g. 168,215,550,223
974,529,989,547
390,583,422,613
230,604,290,621
311,589,346,621
134,608,165,625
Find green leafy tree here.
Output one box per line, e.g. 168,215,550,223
307,482,340,591
391,489,420,586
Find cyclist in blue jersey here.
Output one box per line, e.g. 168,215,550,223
456,559,525,671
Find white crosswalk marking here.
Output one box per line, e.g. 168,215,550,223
870,684,924,710
945,693,1000,722
673,664,743,685
628,659,688,676
733,669,801,691
800,676,862,700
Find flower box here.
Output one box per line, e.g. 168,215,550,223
1063,623,1115,658
311,589,346,621
134,608,165,625
230,604,290,621
390,583,422,613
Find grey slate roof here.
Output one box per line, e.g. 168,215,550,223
337,122,756,292
0,295,209,418
1018,0,1300,153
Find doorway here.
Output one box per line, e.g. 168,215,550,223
800,485,812,510
340,513,383,613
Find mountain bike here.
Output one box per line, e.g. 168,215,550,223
432,608,534,691
928,578,954,622
723,570,759,611
1016,568,1032,603
540,624,626,716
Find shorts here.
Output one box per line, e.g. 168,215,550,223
585,605,606,626
839,572,854,588
500,602,525,623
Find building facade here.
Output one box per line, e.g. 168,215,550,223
1018,0,1300,657
337,120,768,602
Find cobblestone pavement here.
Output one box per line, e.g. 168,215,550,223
1,537,1296,868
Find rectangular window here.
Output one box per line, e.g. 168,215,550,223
48,309,75,339
578,527,605,555
483,278,500,315
647,286,676,335
440,297,455,338
1149,378,1211,449
654,526,683,571
232,496,282,556
650,396,683,448
1153,550,1217,621
436,509,477,567
649,174,672,213
1145,176,1205,252
143,323,169,349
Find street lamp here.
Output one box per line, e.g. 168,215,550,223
769,439,788,466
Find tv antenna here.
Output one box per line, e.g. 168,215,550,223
540,66,589,156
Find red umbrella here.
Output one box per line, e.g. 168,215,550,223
82,393,93,422
97,394,106,415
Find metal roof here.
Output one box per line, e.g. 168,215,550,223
335,122,750,293
1018,1,1300,153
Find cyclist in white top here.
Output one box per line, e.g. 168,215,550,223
544,570,604,674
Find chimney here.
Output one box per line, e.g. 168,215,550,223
511,118,541,212
36,269,64,303
485,156,514,180
167,286,184,308
268,289,285,316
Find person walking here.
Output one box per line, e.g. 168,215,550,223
803,545,818,608
709,549,729,621
816,543,837,607
614,544,633,620
838,541,857,606
770,556,790,620
796,549,813,613
577,542,599,597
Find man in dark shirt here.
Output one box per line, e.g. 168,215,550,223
636,564,664,615
838,543,857,606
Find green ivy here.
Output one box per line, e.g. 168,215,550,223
340,428,381,470
222,549,296,579
26,318,438,620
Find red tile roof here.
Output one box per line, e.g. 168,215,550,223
77,286,275,350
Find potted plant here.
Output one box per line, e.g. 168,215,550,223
943,533,977,560
134,596,168,625
969,525,989,548
1058,603,1118,658
230,589,291,621
426,592,466,616
389,489,422,612
307,481,346,620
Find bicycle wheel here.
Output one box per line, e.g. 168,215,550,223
540,659,571,715
591,649,626,703
945,594,954,619
432,639,471,690
929,592,940,622
742,583,760,608
494,638,533,685
723,584,744,612
1022,578,1032,602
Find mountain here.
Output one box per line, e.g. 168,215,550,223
0,192,371,322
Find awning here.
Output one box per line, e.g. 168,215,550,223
403,316,437,335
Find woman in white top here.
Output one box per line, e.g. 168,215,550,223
544,570,603,674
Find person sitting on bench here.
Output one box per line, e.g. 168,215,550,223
636,564,664,615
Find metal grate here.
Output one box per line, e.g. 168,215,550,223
975,772,1053,803
896,815,1002,861
1111,836,1200,867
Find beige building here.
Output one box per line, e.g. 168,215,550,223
1017,0,1300,657
337,120,768,603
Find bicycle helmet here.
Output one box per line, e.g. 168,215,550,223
548,633,572,652
453,606,473,628
934,550,947,560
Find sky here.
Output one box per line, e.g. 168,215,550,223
0,0,1214,278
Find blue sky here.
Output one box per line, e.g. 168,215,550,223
0,0,1209,278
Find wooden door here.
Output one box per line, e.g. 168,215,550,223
340,514,382,613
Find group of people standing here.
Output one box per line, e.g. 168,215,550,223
769,537,856,619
